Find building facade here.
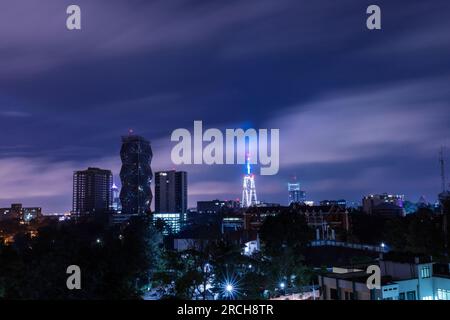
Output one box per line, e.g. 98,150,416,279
0,203,42,223
72,167,113,215
319,255,450,300
155,170,187,214
288,182,306,204
119,135,153,215
362,193,404,215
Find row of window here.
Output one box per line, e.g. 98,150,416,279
421,266,431,278
398,291,416,300
437,289,450,300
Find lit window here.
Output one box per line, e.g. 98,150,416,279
420,266,431,279
437,289,450,300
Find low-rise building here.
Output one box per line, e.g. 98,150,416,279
319,253,450,300
0,203,42,223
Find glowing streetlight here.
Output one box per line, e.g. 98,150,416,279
279,282,285,289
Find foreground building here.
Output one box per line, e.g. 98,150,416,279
319,253,450,300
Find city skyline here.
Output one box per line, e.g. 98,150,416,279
1,0,450,212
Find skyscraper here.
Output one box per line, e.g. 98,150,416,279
119,134,153,215
288,178,306,204
154,170,187,213
242,157,257,208
111,182,121,212
72,167,113,215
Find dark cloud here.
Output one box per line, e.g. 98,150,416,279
0,0,449,212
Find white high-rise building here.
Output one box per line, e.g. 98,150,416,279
111,182,121,212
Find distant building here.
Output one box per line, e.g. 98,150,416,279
119,134,153,215
72,167,113,215
0,203,42,223
195,199,240,214
155,170,187,214
153,212,186,235
288,182,306,204
111,182,121,212
362,193,404,215
294,204,350,240
372,202,404,218
320,200,347,208
197,199,226,214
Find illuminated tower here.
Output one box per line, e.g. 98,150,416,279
111,182,121,212
242,157,257,208
119,134,153,215
288,176,306,204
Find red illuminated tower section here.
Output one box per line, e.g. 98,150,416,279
241,156,257,208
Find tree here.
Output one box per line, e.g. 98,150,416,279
259,211,313,257
0,216,163,299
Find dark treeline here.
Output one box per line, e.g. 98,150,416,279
0,215,162,299
1,206,447,299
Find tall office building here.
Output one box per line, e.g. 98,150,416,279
72,167,113,215
155,170,187,213
288,182,306,204
119,134,153,215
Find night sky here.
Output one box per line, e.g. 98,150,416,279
1,0,450,213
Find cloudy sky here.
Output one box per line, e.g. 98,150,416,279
0,0,449,213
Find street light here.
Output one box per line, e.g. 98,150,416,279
279,282,285,289
222,279,238,299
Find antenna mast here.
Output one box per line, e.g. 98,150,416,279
440,146,446,193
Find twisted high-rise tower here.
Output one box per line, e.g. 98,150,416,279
119,134,153,215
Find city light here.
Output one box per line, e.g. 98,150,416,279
221,275,240,299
